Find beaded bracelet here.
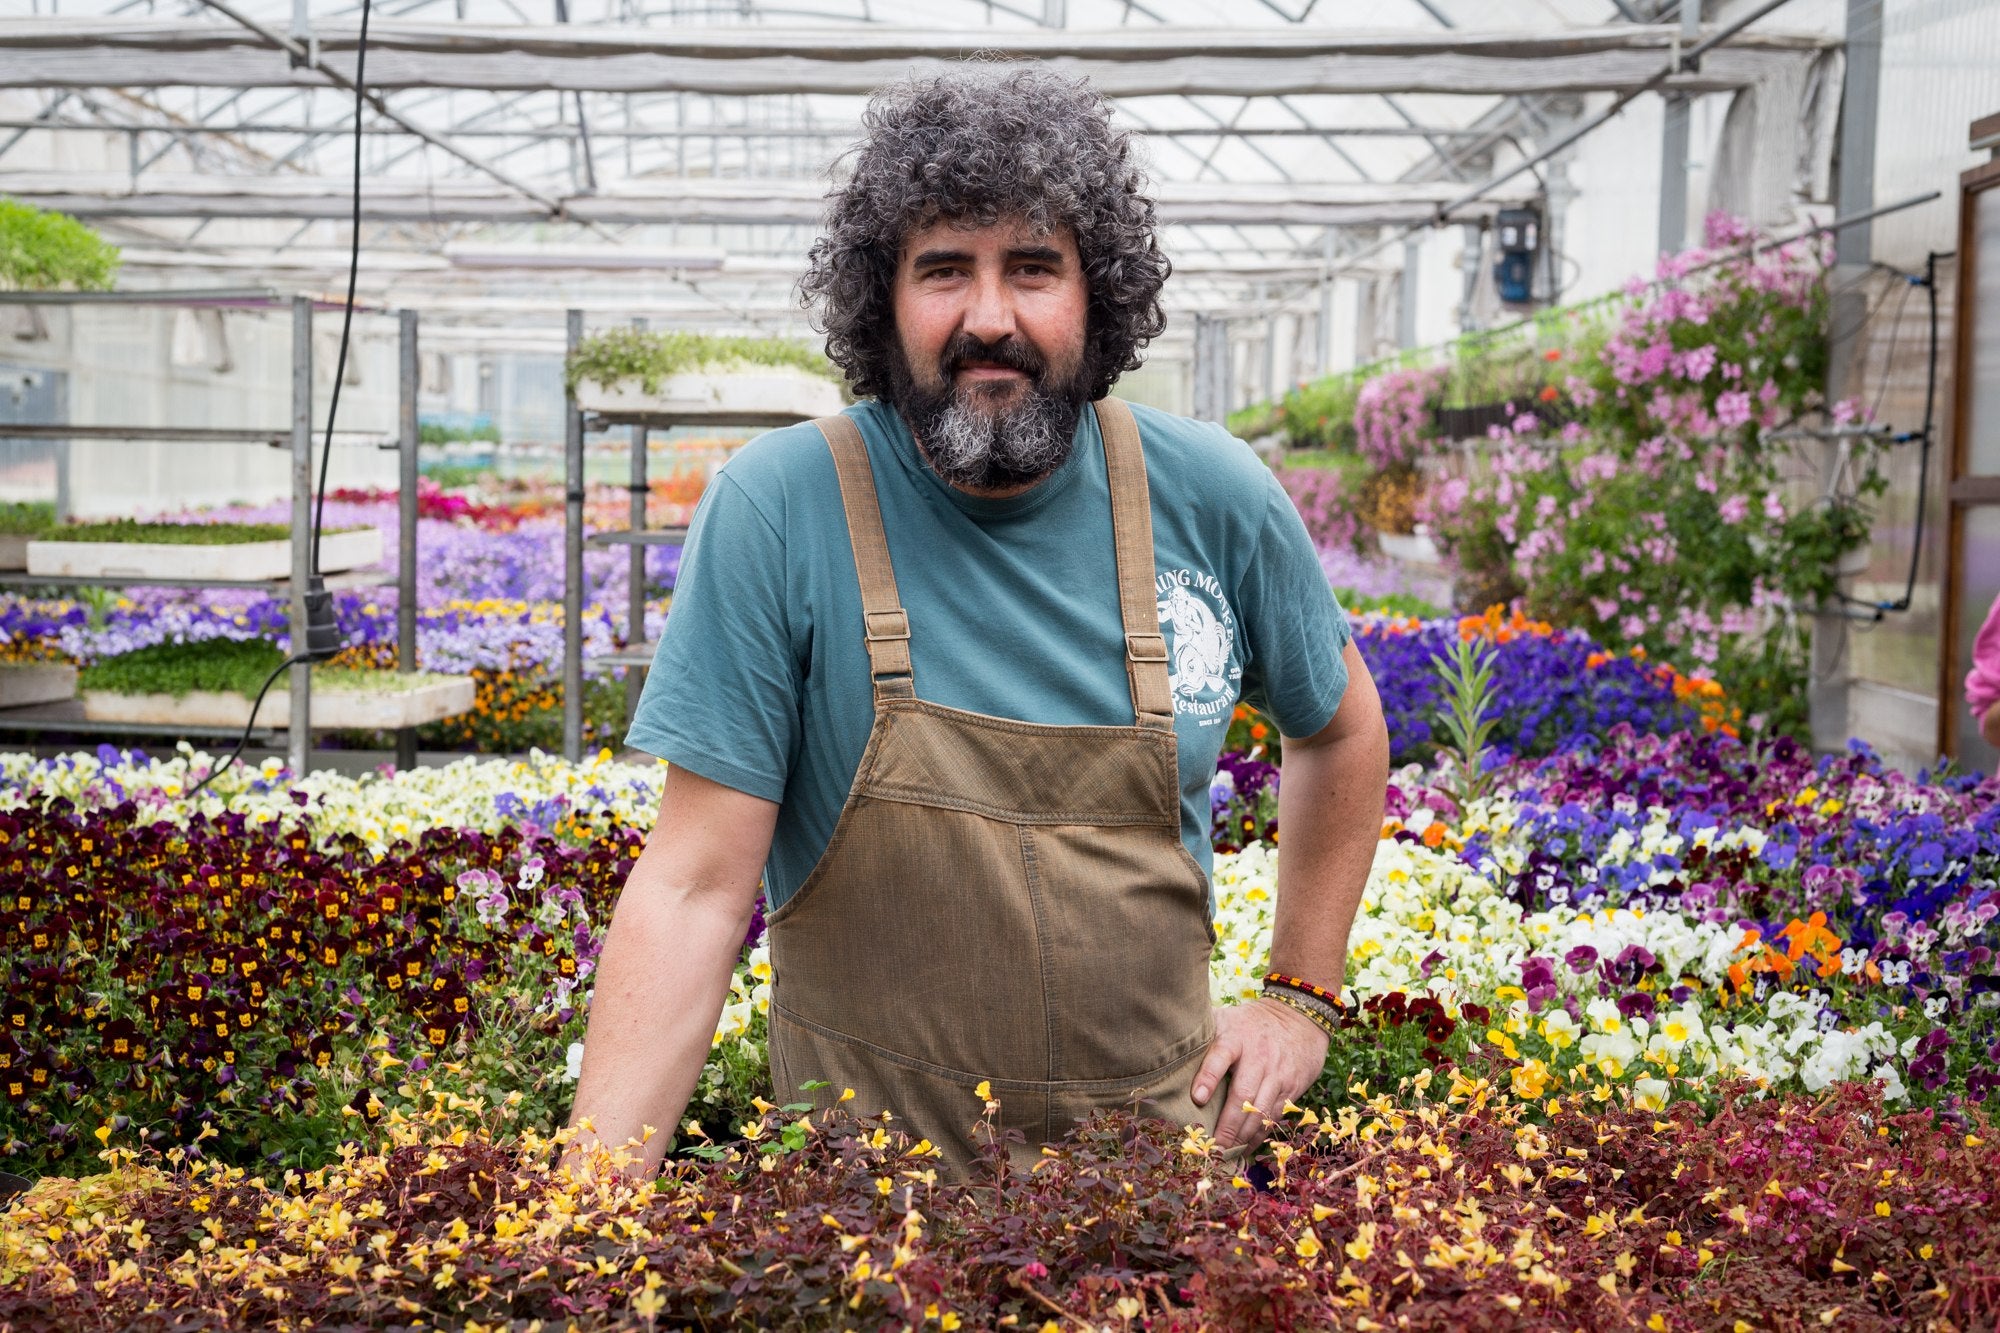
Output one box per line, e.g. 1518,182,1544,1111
1261,988,1338,1038
1261,983,1341,1030
1263,972,1345,1009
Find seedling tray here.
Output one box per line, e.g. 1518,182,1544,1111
578,369,842,425
28,527,382,582
81,673,475,731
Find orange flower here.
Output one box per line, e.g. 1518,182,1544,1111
1538,385,1560,403
1543,348,1562,362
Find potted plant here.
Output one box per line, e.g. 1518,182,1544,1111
0,501,55,571
565,329,845,422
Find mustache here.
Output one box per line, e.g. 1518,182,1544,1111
939,332,1046,381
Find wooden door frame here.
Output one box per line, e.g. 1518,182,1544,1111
1938,154,2000,761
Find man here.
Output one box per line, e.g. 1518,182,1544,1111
566,67,1388,1179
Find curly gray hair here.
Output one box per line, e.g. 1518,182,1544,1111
798,66,1171,402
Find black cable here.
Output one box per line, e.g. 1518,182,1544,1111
193,0,371,793
1836,251,1940,618
311,0,371,577
184,652,312,803
1883,251,1941,613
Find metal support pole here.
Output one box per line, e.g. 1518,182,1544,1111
395,309,419,772
1811,0,1884,754
1543,151,1577,305
1193,313,1231,425
1397,237,1422,349
1458,221,1484,334
1317,232,1335,374
1658,95,1690,255
1262,299,1278,404
561,309,585,763
1835,0,1882,267
287,295,313,778
625,421,648,721
1657,0,1699,256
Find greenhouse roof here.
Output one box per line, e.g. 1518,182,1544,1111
0,0,1837,336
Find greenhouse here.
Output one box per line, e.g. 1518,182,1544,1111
2,0,2000,1327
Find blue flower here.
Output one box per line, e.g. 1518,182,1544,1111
1908,842,1946,879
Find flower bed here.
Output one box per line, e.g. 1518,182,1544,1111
2,717,1997,1326
3,1082,1994,1332
3,715,1994,1180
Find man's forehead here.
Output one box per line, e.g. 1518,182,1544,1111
900,215,1075,255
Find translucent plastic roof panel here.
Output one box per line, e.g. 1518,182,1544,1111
0,0,1835,330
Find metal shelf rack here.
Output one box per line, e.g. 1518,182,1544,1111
557,308,826,761
0,290,428,776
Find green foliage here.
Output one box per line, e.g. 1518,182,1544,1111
80,637,287,699
1232,375,1366,452
80,638,455,701
1278,373,1364,451
0,501,54,537
1334,587,1446,619
0,200,120,292
44,520,291,545
419,421,501,445
1431,634,1501,806
418,461,493,489
564,329,841,395
1225,400,1279,439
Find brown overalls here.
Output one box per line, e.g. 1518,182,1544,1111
766,397,1223,1178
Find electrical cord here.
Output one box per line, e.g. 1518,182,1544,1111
1836,251,1941,620
311,0,370,581
184,652,313,802
195,0,371,798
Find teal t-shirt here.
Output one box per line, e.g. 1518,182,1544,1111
625,397,1351,911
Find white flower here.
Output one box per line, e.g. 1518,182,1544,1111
1631,1077,1670,1111
564,1041,585,1083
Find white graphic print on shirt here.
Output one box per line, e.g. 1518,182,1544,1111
1155,568,1242,725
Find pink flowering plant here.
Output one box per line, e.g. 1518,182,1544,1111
1420,215,1885,733
1353,363,1446,471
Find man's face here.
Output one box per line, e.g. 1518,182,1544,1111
887,216,1092,492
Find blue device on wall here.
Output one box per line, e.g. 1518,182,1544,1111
1493,207,1542,306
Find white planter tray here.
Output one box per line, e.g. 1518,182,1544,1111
82,674,475,731
578,369,843,424
1378,530,1443,565
27,527,381,582
0,663,77,708
0,534,32,571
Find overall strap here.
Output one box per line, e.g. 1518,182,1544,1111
1095,397,1175,730
817,414,915,702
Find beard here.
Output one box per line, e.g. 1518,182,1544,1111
886,329,1094,491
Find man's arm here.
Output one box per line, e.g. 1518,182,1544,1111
562,764,778,1177
1192,637,1389,1148
1982,700,2000,749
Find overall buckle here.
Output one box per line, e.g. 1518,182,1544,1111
1126,633,1168,663
865,610,911,643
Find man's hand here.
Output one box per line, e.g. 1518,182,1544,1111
1191,998,1331,1149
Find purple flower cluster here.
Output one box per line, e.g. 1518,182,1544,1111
1353,618,1703,766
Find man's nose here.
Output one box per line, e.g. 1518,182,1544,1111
959,269,1018,345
